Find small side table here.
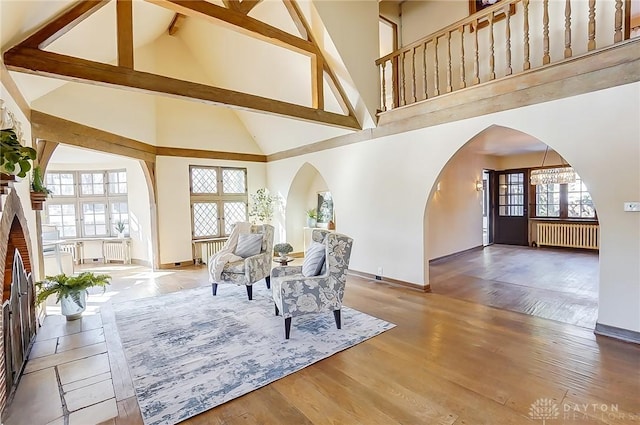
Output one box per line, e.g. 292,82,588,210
273,256,294,266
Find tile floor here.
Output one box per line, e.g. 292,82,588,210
3,263,211,425
4,314,118,425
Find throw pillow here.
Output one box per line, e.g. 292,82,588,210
302,241,326,277
234,233,263,258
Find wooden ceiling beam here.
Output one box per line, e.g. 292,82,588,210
0,60,30,120
311,55,323,110
282,0,307,39
222,0,241,12
238,0,262,15
116,0,134,68
144,0,318,57
31,110,156,162
20,0,109,49
4,46,360,130
283,1,357,120
168,13,187,35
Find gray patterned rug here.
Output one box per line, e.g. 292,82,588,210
111,283,395,425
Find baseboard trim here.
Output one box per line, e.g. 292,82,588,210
348,269,430,293
131,259,152,267
594,323,640,344
158,260,195,269
429,245,484,264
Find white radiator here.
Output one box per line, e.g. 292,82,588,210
103,241,131,264
536,223,599,250
59,243,79,265
198,238,228,265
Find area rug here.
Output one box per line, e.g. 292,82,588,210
111,284,395,425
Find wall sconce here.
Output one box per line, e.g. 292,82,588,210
475,180,484,191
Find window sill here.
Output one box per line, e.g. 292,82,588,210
529,217,599,224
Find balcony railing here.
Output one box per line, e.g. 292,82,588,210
376,0,633,112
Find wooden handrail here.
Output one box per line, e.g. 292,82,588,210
376,0,633,112
376,0,518,65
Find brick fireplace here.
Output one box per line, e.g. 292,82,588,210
0,189,37,414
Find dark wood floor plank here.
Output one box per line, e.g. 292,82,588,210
429,245,599,328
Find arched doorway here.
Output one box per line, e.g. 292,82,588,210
39,144,156,269
285,163,330,255
424,125,600,328
0,191,37,412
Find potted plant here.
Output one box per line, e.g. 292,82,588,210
249,188,279,224
273,242,293,258
30,166,52,210
35,272,111,320
114,220,126,238
306,208,317,228
1,128,36,179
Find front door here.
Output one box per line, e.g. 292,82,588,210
494,169,528,245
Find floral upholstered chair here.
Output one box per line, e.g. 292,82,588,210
271,229,354,339
211,224,274,300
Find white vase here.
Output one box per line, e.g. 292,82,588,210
60,291,87,321
306,217,316,228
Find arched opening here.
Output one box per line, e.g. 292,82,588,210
424,125,600,328
40,144,156,271
0,191,37,412
285,163,330,255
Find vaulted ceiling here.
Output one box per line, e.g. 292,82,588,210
1,0,380,155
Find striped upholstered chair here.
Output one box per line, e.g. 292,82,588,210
271,229,354,339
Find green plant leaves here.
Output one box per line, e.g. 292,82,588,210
35,272,111,305
0,128,37,178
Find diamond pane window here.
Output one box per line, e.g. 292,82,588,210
192,168,218,194
193,203,218,238
224,202,247,235
222,169,246,194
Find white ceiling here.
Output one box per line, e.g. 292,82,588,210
2,0,548,158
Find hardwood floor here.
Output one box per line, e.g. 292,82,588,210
19,258,639,425
430,245,599,328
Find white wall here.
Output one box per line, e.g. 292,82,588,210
268,82,640,333
284,164,329,254
156,156,266,264
497,150,564,170
33,83,157,145
312,0,380,128
401,0,467,44
426,148,497,260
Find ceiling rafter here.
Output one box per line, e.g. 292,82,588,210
116,0,134,68
21,0,109,49
4,46,359,129
222,0,241,12
3,0,360,130
237,0,262,15
167,13,187,35
283,0,357,118
145,0,318,57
